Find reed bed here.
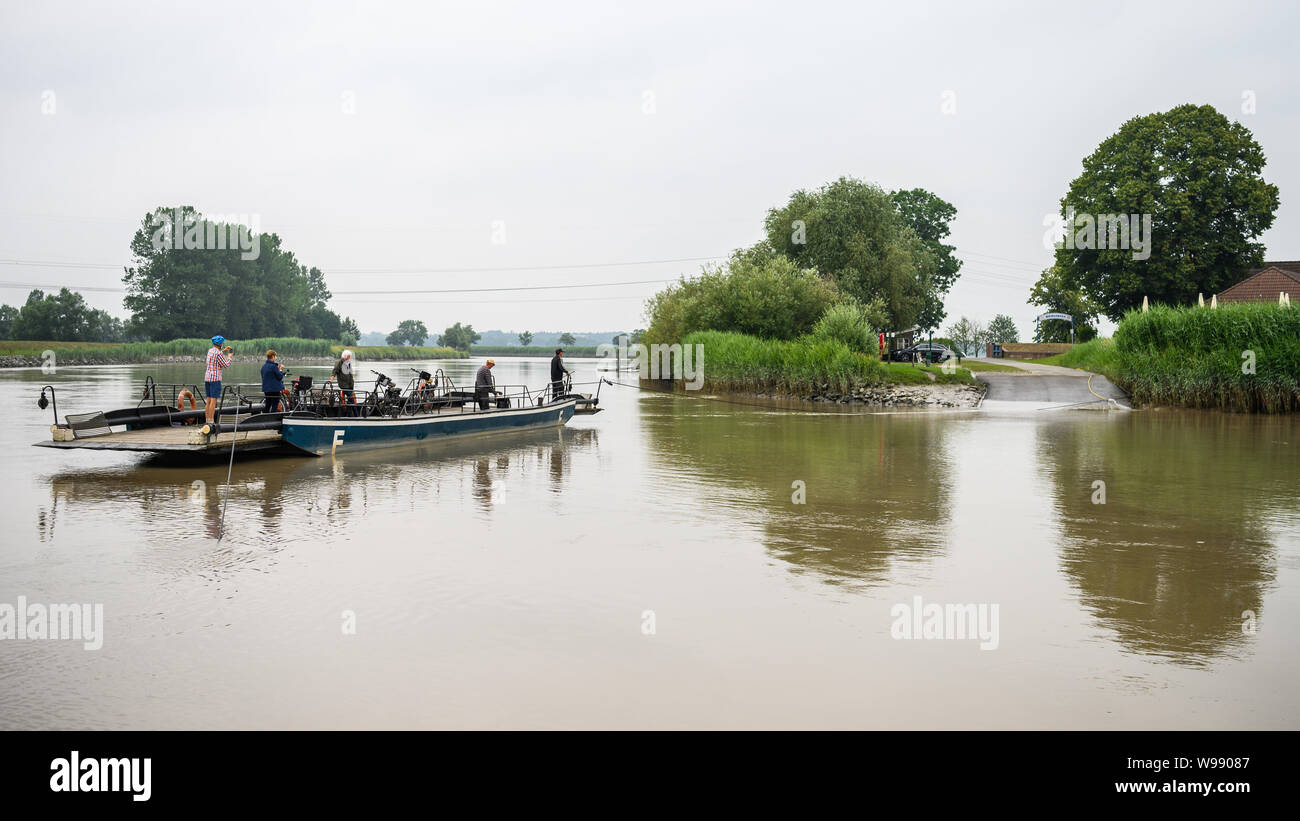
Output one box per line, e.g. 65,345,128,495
1040,305,1299,412
1112,303,1299,412
678,330,887,393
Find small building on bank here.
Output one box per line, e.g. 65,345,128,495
1217,262,1300,303
987,342,1073,360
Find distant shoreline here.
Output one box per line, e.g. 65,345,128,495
0,353,483,369
0,339,471,369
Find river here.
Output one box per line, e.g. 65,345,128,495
1,358,1297,729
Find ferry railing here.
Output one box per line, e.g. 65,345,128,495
217,384,263,421
137,378,202,410
284,373,588,419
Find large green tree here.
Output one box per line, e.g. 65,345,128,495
122,206,358,341
764,177,933,332
1029,266,1100,343
1053,104,1279,320
437,322,480,351
387,319,429,346
8,288,124,341
890,188,962,331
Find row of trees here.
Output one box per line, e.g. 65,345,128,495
516,331,577,346
123,206,359,343
944,314,1019,356
1031,104,1279,337
0,288,126,342
384,321,581,350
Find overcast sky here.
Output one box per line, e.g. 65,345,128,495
1,0,1296,339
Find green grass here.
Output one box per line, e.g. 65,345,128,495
882,362,980,385
1032,338,1120,379
0,338,467,362
346,344,466,359
960,360,1022,373
1030,305,1300,412
676,330,882,393
663,330,978,393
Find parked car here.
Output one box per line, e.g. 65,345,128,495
891,343,953,363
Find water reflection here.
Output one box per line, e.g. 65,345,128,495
41,426,600,569
641,400,956,588
1036,413,1290,665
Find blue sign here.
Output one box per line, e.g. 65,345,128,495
1038,312,1073,322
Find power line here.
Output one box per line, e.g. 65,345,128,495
0,259,121,270
1,267,1036,297
956,250,1050,271
0,255,723,275
333,279,674,296
347,294,650,305
0,276,677,296
0,281,123,293
328,256,722,274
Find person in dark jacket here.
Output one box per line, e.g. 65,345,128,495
474,359,497,410
550,348,571,400
327,350,356,406
261,349,286,413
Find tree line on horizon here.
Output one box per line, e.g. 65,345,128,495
380,322,615,351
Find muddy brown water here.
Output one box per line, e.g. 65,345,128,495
1,359,1297,728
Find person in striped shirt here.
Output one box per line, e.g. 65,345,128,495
204,336,233,424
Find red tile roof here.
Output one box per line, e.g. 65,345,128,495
1247,261,1300,277
1217,266,1300,302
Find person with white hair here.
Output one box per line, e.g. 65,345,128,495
327,349,356,410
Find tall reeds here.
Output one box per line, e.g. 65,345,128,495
1112,303,1299,412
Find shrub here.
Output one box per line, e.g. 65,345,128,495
644,249,840,345
810,301,877,352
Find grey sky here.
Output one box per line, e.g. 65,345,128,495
1,0,1295,340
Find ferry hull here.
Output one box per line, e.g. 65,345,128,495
280,400,577,455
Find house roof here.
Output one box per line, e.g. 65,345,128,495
1249,261,1300,276
1217,266,1300,302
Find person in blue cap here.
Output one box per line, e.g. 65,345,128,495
204,335,233,424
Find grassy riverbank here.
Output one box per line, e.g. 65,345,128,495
1034,304,1300,412
961,360,1024,373
1033,338,1121,378
0,337,466,364
677,330,976,394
